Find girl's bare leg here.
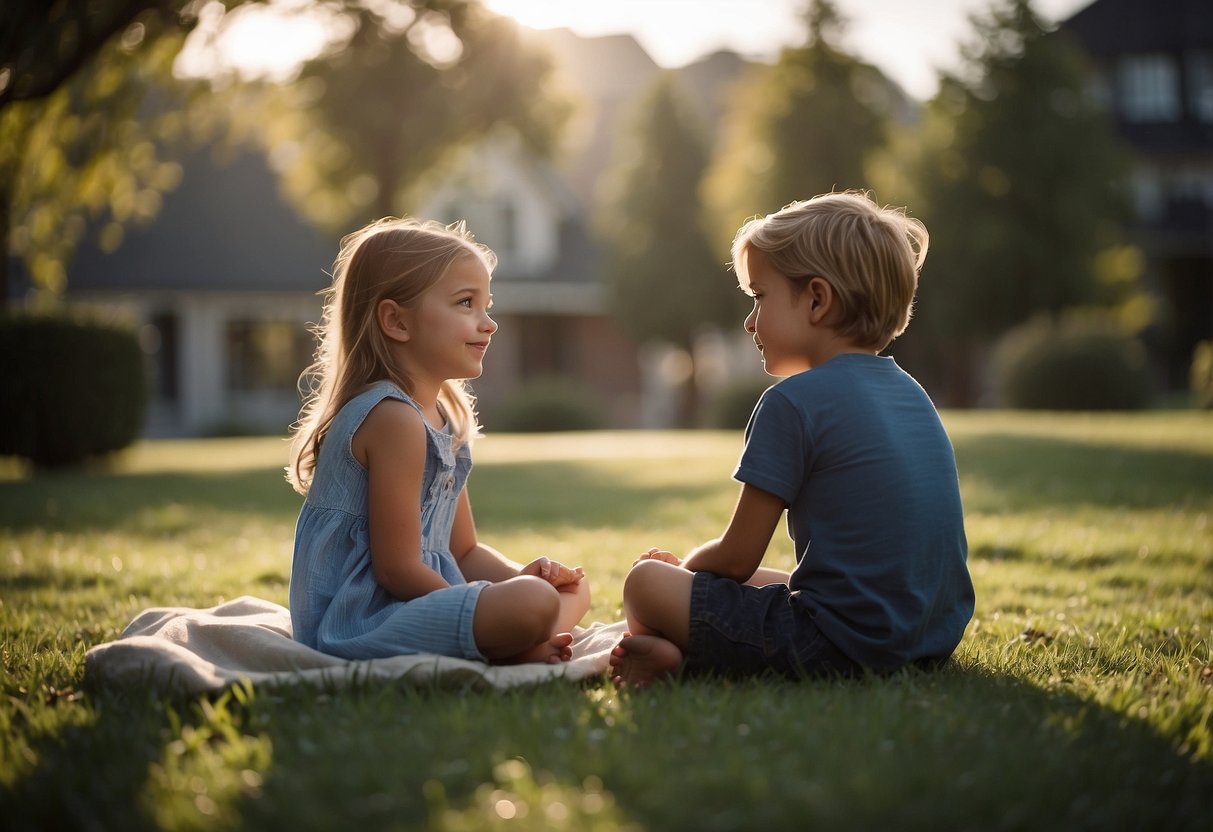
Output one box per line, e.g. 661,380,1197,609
505,632,573,664
554,579,592,633
474,576,568,663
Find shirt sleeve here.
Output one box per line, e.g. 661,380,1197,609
733,387,806,506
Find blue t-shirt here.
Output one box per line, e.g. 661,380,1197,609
735,353,974,671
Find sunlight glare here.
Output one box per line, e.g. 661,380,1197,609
176,0,342,82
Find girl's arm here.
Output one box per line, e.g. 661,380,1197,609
358,400,451,601
452,488,590,632
680,483,786,583
451,488,583,587
449,487,524,582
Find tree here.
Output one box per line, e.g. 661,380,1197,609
0,1,255,308
253,0,568,233
892,0,1135,404
597,73,743,427
0,0,204,108
702,0,897,250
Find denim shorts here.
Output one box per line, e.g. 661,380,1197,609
685,571,859,679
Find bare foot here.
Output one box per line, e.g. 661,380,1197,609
609,634,683,686
504,632,574,665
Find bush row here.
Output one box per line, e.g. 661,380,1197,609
0,313,148,467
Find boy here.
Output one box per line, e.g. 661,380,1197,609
610,191,974,684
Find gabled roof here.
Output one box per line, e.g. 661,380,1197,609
67,147,337,294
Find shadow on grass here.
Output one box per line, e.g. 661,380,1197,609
0,469,302,534
0,460,724,536
954,433,1213,513
468,461,725,533
7,668,1208,830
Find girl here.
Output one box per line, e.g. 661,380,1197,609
287,217,590,664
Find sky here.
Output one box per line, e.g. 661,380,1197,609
184,0,1096,100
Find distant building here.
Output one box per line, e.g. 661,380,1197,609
51,29,755,437
1064,0,1213,388
63,146,335,437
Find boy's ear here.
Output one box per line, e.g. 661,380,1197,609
805,277,834,324
377,299,410,343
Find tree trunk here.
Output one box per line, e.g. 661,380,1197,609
0,189,10,311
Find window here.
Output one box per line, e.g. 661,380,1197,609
1187,51,1213,123
225,320,312,392
1118,53,1181,122
440,197,517,258
141,312,179,403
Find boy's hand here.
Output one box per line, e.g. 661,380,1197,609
521,556,585,590
634,548,681,567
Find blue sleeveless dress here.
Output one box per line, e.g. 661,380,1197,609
289,382,488,660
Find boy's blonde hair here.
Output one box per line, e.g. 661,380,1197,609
731,191,929,351
287,217,497,495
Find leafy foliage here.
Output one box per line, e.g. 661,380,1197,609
888,0,1136,403
992,312,1152,410
0,2,247,305
489,376,606,432
702,0,896,249
596,72,742,426
597,73,739,349
254,0,568,232
0,313,148,466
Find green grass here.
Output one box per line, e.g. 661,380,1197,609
2,413,1211,830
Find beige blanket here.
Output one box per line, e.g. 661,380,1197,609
84,596,625,695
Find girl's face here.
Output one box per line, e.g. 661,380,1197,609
741,248,813,377
398,255,497,386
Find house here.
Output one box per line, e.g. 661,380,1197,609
62,145,336,437
1064,0,1213,389
51,29,749,437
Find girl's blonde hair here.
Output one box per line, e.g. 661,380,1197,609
287,217,497,495
731,191,929,350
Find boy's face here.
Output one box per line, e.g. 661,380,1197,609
741,248,814,377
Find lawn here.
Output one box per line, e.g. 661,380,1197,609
2,412,1211,830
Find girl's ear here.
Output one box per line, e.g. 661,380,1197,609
805,277,835,324
377,299,410,343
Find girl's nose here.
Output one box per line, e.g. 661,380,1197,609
482,313,498,334
743,307,757,333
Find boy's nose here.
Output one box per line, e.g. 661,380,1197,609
743,309,757,333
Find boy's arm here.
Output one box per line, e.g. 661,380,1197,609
681,483,786,583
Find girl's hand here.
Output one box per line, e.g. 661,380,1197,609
522,557,584,590
634,548,681,567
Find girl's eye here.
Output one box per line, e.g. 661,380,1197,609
458,298,472,308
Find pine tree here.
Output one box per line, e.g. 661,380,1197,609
703,0,895,251
897,0,1134,404
597,73,743,426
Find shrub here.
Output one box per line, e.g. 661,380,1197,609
707,376,772,429
0,313,149,466
489,377,606,432
1190,340,1213,410
992,312,1151,410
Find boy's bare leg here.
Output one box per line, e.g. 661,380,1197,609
610,560,695,685
609,634,683,685
746,566,791,587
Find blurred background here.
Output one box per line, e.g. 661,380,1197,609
2,0,1210,447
